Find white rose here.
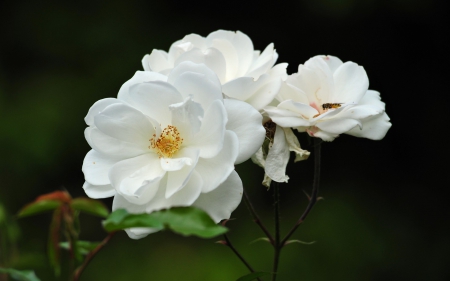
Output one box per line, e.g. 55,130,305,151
265,55,392,141
82,62,265,239
142,30,287,110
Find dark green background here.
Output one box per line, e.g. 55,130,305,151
1,0,448,280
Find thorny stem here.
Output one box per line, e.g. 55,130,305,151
73,232,116,281
271,182,281,281
280,138,321,247
222,234,262,281
243,189,275,245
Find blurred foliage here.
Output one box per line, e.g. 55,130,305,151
0,0,449,280
0,268,40,281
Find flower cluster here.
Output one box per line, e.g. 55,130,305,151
82,30,391,238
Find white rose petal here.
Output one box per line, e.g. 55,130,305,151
142,30,287,111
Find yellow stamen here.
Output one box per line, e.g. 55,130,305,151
149,125,183,158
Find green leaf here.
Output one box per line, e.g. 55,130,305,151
60,241,100,255
103,207,228,238
17,200,61,218
70,198,109,218
236,272,271,281
0,268,41,281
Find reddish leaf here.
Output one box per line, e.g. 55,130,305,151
18,191,72,218
36,191,71,203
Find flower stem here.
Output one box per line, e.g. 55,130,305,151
73,232,116,281
223,234,262,281
280,138,321,247
243,189,274,245
271,182,281,281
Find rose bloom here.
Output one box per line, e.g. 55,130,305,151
82,62,265,239
265,55,391,141
142,30,287,110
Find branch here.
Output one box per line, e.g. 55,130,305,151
243,190,274,245
222,234,262,281
280,138,321,247
73,232,116,281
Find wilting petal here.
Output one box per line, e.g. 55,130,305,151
265,125,290,183
83,182,116,199
192,170,243,223
282,127,310,162
224,99,265,164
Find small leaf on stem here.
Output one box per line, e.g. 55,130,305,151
17,191,72,218
250,237,271,244
284,240,315,246
17,200,61,218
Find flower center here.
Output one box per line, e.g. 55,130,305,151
150,125,183,158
